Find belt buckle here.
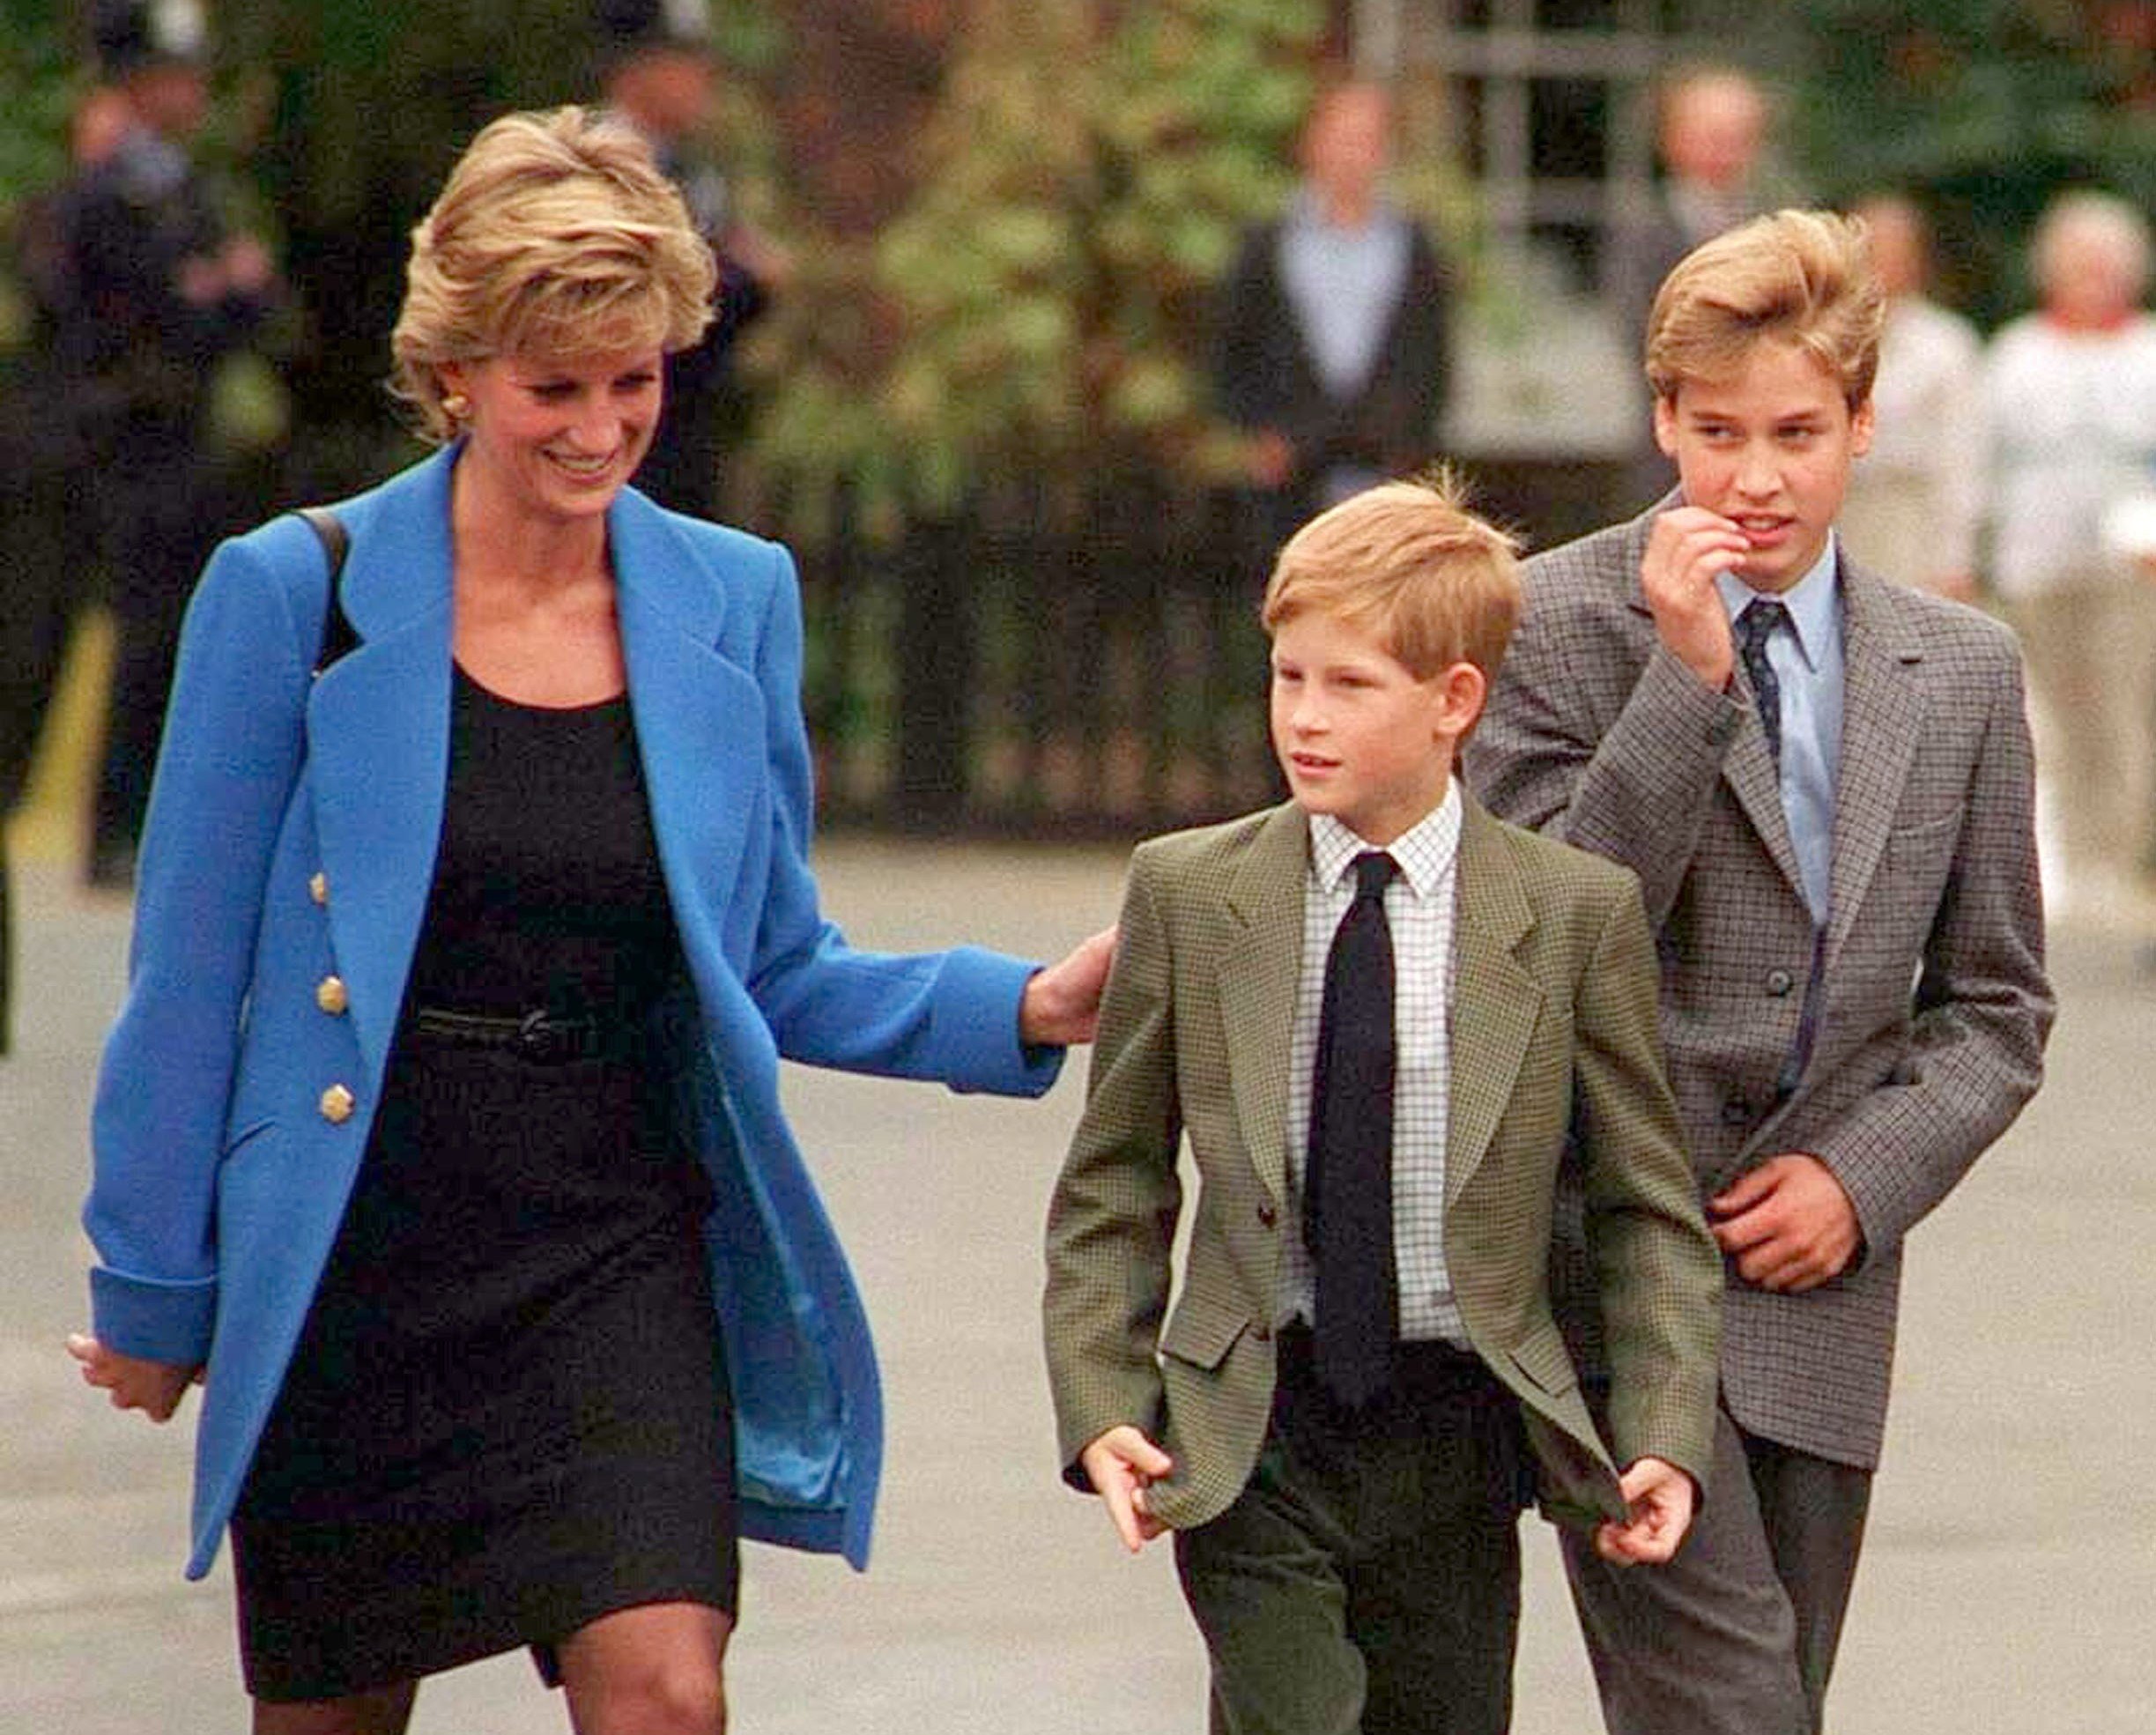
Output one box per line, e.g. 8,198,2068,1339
516,1008,586,1064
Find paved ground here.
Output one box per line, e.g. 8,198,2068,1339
4,839,2151,1733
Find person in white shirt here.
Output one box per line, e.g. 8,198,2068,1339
1984,190,2156,917
1839,194,1983,600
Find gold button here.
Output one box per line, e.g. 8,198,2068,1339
309,871,329,906
319,1084,355,1124
315,975,349,1016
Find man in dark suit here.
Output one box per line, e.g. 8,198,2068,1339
596,0,787,519
1467,210,2054,1735
53,0,277,888
1604,63,1770,508
1214,78,1450,568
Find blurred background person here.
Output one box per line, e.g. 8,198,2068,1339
596,0,789,520
3,85,136,1054
1985,189,2156,920
52,0,278,890
1608,63,1771,358
1838,192,1983,600
1212,75,1451,576
1608,63,1772,506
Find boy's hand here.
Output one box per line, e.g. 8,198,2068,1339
1642,506,1750,692
65,1333,201,1422
1080,1426,1174,1553
1710,1153,1862,1293
1593,1456,1696,1566
1020,926,1119,1047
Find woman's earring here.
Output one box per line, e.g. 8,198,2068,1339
441,391,470,421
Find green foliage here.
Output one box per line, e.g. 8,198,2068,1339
1787,1,2156,329
745,0,1323,535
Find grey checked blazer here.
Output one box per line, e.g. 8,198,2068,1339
1042,797,1723,1533
1465,503,2056,1469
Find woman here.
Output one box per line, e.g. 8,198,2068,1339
1985,189,2156,919
68,108,1109,1735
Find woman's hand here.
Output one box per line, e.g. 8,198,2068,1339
65,1334,202,1423
1019,926,1119,1047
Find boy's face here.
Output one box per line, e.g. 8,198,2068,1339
1654,340,1874,594
1269,610,1475,847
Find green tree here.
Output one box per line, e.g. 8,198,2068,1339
744,0,1324,538
1789,0,2156,328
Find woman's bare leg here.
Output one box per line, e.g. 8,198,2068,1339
556,1601,732,1735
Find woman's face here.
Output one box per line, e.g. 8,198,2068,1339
441,347,665,525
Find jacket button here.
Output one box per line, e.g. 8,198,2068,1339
1721,1098,1751,1126
315,975,349,1016
319,1084,356,1124
309,871,329,906
1256,1202,1278,1228
1766,968,1795,997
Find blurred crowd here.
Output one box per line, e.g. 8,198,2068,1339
5,13,2156,1051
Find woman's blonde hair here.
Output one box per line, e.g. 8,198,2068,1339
390,106,716,441
1261,471,1523,686
1645,208,1884,411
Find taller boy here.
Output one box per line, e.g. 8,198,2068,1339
1468,211,2055,1733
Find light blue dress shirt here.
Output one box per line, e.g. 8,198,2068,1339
1718,541,1844,923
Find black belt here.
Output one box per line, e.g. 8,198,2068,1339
1274,1320,1499,1412
406,1005,632,1065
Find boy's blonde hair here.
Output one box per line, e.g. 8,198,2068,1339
1646,208,1884,410
1261,474,1523,686
390,106,717,442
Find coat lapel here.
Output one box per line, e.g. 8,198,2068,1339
609,493,762,963
307,451,458,1087
1217,805,1311,1209
1824,562,1925,960
1622,499,1810,905
1445,800,1543,1206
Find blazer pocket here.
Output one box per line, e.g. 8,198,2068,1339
1159,1298,1255,1373
1505,1319,1581,1398
218,1116,276,1165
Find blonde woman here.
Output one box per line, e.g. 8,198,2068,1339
68,107,1110,1735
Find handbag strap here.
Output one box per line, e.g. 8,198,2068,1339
298,506,357,674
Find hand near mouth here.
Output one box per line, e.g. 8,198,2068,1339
1642,506,1752,691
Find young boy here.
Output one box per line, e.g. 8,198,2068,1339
1043,478,1723,1735
1465,211,2053,1735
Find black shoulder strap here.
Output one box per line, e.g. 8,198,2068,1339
299,506,357,674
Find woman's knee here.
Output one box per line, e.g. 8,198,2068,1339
559,1603,730,1735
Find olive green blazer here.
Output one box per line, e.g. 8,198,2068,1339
1043,796,1722,1531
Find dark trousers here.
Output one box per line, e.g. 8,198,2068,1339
1175,1330,1529,1735
1560,1405,1872,1735
89,445,225,882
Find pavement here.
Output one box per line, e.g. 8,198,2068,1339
4,839,2152,1734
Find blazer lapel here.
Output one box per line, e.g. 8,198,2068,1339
1217,804,1311,1210
1446,800,1543,1206
1621,517,1809,904
1723,715,1810,901
307,452,458,1086
610,493,762,963
1824,562,1925,960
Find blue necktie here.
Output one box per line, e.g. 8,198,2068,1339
1735,599,1789,765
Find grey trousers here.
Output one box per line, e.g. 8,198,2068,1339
1561,1405,1871,1735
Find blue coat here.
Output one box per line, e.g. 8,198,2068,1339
85,446,1060,1580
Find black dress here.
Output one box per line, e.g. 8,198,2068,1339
231,667,737,1702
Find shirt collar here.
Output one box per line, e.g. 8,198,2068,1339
1308,782,1462,900
1716,538,1840,671
1285,186,1402,242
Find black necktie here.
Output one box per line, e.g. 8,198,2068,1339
1735,599,1789,766
1306,850,1398,1408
